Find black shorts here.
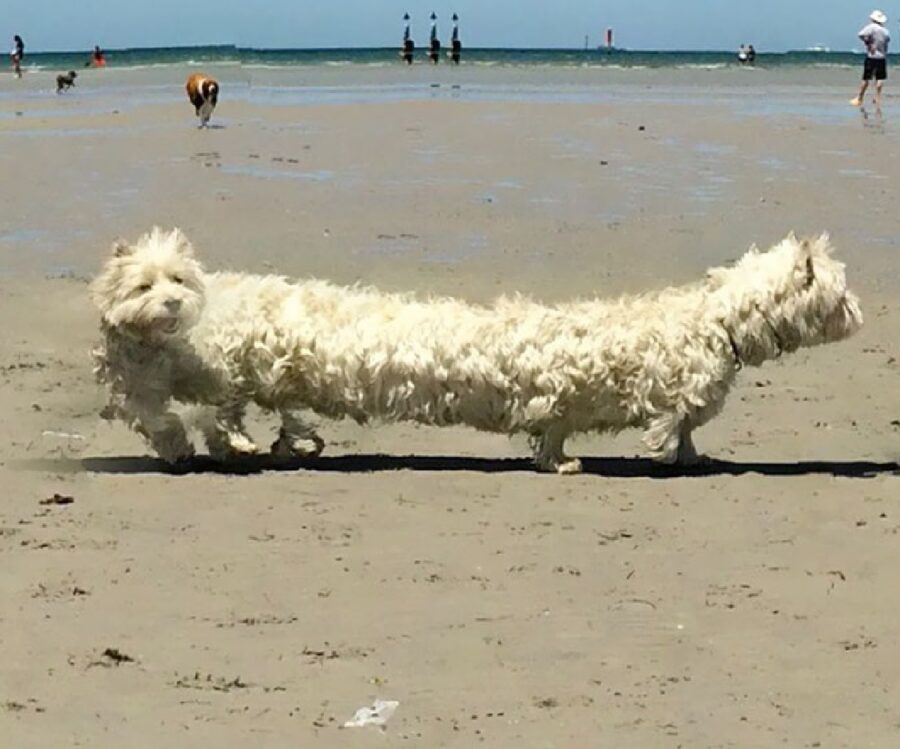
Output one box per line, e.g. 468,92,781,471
863,58,887,81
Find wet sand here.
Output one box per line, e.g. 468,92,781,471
1,75,899,747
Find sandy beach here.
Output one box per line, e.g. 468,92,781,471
1,66,899,747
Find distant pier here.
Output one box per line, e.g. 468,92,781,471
400,13,461,65
401,12,414,64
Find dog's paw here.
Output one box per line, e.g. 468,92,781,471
270,431,325,459
535,455,583,475
676,452,713,468
219,434,260,460
556,457,583,475
654,439,709,468
157,441,195,465
228,433,259,455
206,431,260,461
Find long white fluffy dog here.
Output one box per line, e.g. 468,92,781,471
91,228,862,473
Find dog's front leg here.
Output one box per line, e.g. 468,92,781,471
203,398,259,460
270,410,325,459
198,101,213,127
530,425,582,475
122,394,194,464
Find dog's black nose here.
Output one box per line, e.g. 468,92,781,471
165,298,182,312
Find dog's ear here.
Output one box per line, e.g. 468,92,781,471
112,238,133,257
170,228,196,257
813,232,832,256
797,238,815,289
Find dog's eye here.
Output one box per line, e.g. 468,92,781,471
171,275,184,285
137,283,152,293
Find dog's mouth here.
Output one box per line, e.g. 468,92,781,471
153,317,181,335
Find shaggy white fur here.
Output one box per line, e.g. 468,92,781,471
91,228,862,473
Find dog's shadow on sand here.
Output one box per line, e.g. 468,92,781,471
21,454,900,479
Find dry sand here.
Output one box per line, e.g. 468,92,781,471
1,79,899,747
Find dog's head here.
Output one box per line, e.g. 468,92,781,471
792,234,864,345
69,71,77,79
707,233,862,359
91,227,205,342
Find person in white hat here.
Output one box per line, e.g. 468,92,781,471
850,10,890,107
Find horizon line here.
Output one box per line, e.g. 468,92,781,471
24,43,858,55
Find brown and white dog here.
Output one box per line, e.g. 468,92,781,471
185,73,219,128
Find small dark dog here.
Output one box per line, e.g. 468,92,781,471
56,70,77,94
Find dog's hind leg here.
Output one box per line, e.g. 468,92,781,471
531,425,582,475
644,412,683,464
675,423,703,465
270,410,325,459
203,399,259,460
645,414,705,466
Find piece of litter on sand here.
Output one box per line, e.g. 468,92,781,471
41,430,87,456
343,699,399,728
41,430,85,441
101,647,135,665
39,494,74,506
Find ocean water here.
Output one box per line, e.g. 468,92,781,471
1,45,880,120
14,45,876,73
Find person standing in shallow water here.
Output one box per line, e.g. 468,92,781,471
851,10,890,108
11,35,24,78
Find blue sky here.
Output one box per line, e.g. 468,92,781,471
2,1,882,52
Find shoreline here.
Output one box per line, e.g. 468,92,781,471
1,61,875,86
